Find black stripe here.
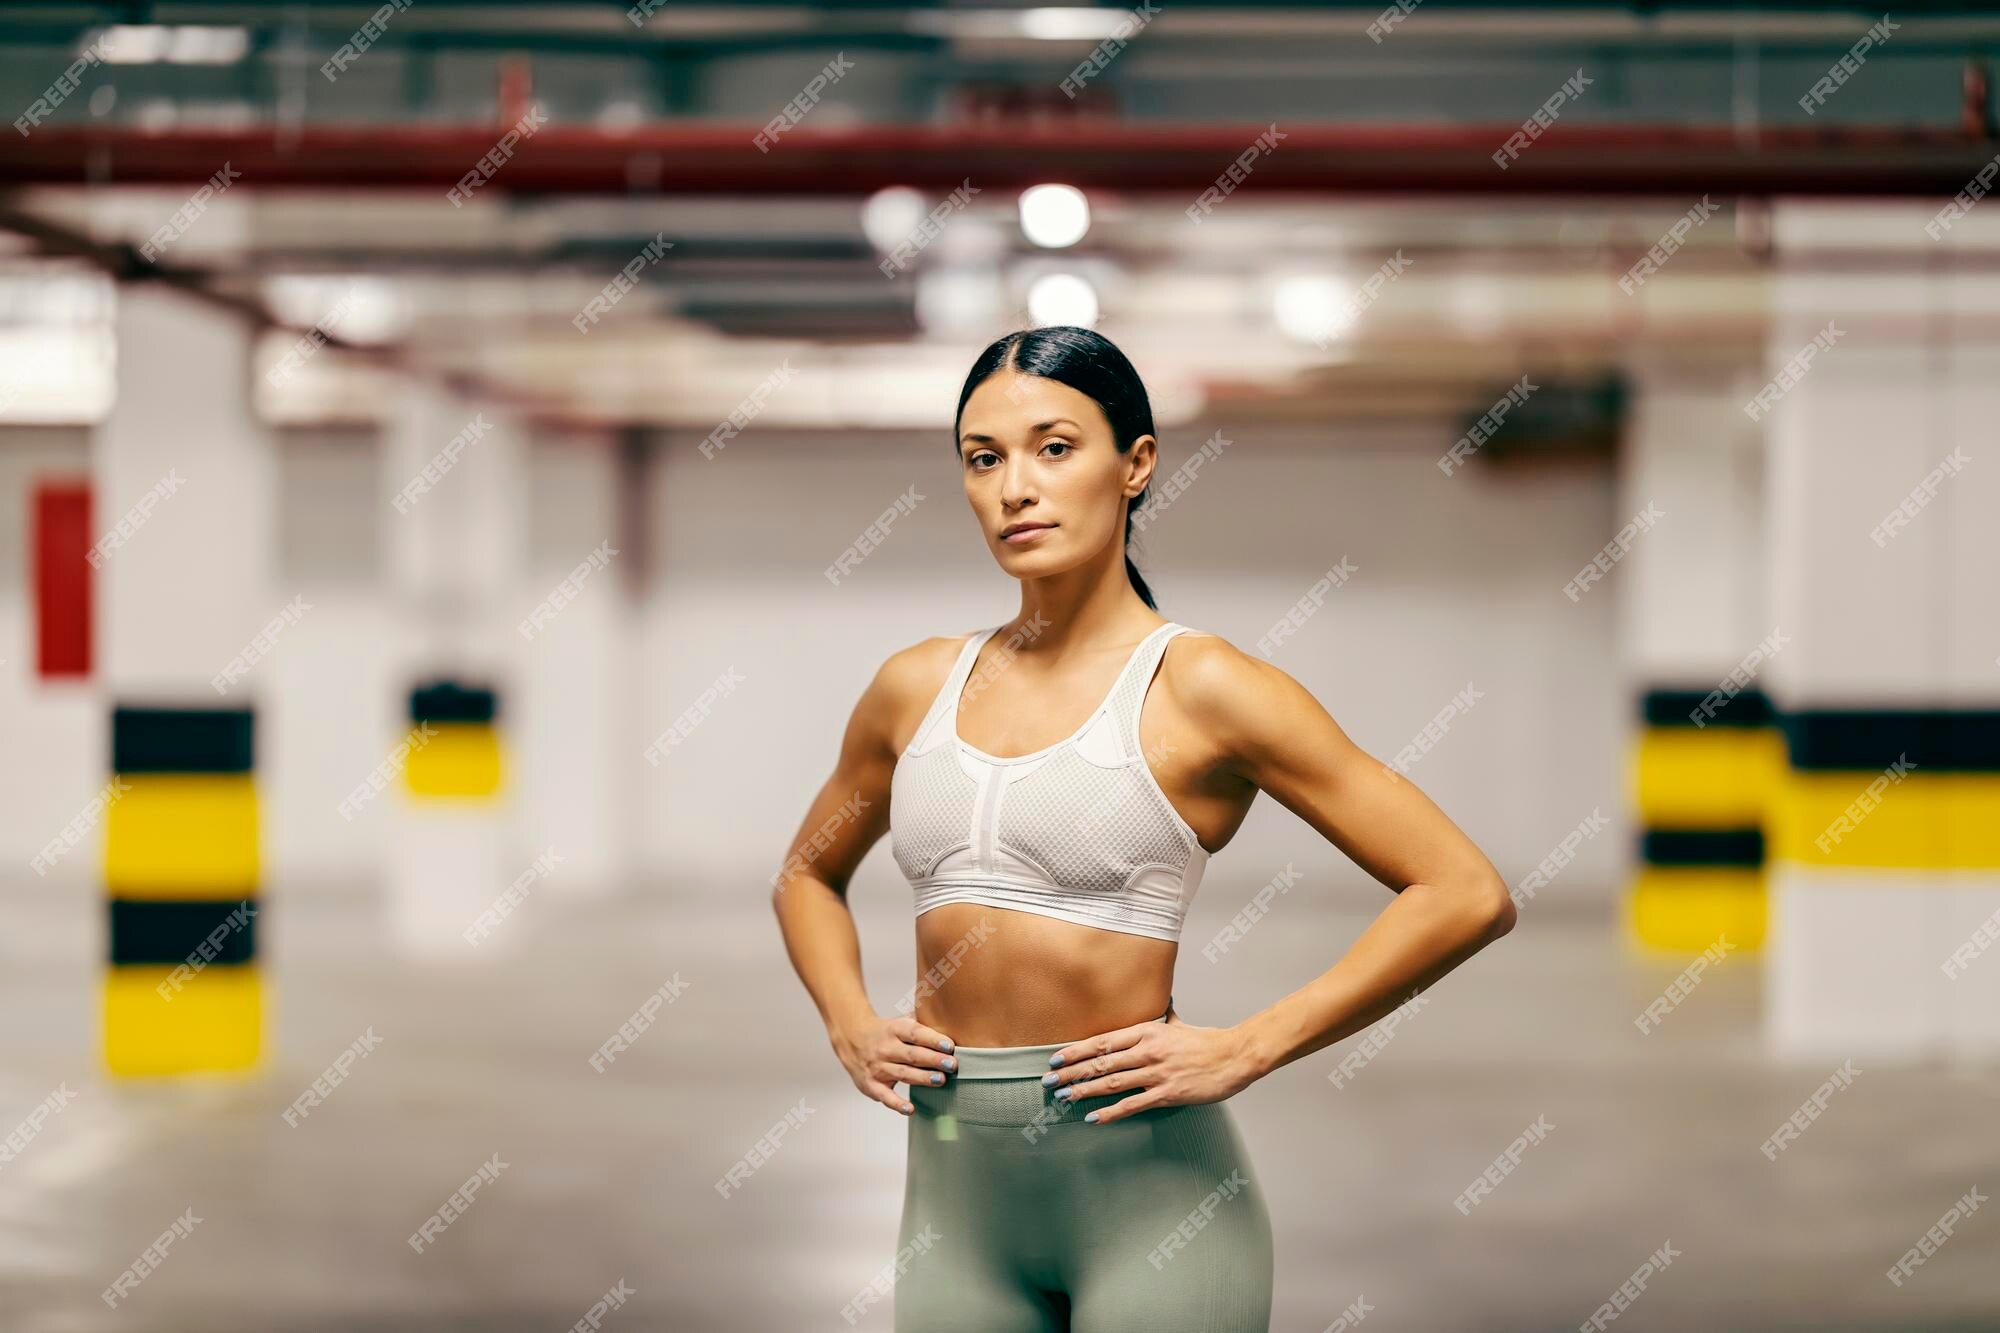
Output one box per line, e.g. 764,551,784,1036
410,680,498,724
1641,688,1773,729
108,899,258,966
112,706,254,774
1781,710,2000,772
1641,828,1765,867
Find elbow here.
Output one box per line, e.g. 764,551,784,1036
1471,874,1516,942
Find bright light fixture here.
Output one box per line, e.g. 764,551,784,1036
1273,273,1358,346
1018,184,1090,249
93,25,249,66
1027,272,1098,327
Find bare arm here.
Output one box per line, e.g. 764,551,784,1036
770,642,957,1114
1194,643,1517,1080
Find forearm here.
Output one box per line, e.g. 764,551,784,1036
771,872,878,1039
1233,877,1512,1080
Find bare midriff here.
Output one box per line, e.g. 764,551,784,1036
912,900,1177,1047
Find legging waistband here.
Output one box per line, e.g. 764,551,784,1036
946,997,1171,1080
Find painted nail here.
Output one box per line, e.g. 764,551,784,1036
1041,1072,1058,1087
1085,1110,1099,1123
1048,1053,1064,1068
1053,1086,1071,1101
930,1072,944,1085
941,1057,956,1071
939,1038,953,1052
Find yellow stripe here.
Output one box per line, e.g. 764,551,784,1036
1769,771,2000,869
104,774,258,897
404,723,505,799
102,965,261,1076
1627,867,1766,953
1630,727,1783,828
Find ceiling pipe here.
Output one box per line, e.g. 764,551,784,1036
2,122,1995,196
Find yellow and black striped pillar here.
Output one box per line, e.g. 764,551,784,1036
93,286,273,1075
1763,203,2000,1058
1615,364,1773,954
386,679,509,956
1627,689,1783,952
405,680,504,799
102,705,261,1076
1769,708,2000,1055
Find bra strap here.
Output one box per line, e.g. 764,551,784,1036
1113,623,1192,763
912,627,995,754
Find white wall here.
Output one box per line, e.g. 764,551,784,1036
0,428,99,882
1,417,1627,906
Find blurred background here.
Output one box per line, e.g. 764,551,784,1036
1,0,1997,1329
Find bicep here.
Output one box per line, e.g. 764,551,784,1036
1217,659,1502,897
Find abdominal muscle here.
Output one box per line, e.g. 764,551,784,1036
912,901,1178,1047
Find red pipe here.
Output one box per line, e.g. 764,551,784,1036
1,122,1994,195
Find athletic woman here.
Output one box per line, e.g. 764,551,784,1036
771,325,1516,1331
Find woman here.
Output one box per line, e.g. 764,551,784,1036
771,325,1516,1331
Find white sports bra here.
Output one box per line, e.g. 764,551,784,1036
889,621,1211,943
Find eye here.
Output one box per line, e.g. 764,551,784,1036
968,450,998,469
1042,440,1073,458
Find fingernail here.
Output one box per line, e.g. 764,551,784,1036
939,1039,954,1052
930,1072,944,1085
942,1057,956,1071
1041,1072,1057,1087
1053,1086,1071,1101
1048,1053,1064,1067
1085,1110,1099,1123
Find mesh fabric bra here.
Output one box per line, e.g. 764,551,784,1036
890,622,1211,943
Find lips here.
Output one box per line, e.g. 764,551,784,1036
1001,523,1055,543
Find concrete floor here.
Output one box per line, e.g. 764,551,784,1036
2,874,1996,1332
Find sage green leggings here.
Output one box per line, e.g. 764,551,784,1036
893,1011,1274,1332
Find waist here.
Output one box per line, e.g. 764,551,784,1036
946,1039,1078,1080
909,1005,1174,1129
948,1001,1170,1079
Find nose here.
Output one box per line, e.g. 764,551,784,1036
999,454,1038,508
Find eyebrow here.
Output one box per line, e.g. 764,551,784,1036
959,418,1082,447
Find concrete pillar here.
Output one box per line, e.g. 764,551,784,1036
377,381,530,958
1763,201,2000,1061
512,429,634,897
1618,365,1781,955
96,286,272,1075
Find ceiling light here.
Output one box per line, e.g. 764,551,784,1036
1027,272,1098,327
1018,184,1090,249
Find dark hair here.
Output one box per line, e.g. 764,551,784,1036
951,325,1158,611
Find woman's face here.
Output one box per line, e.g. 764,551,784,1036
956,370,1155,575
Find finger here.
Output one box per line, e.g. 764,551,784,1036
868,1081,914,1115
890,1015,956,1053
894,1041,957,1074
1085,1087,1167,1125
1047,1045,1146,1093
1047,1022,1151,1072
1056,1061,1153,1104
883,1061,950,1088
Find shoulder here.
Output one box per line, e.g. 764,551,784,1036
853,629,981,737
1156,627,1326,738
1157,627,1289,701
876,628,980,695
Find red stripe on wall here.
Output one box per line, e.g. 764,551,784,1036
33,480,91,678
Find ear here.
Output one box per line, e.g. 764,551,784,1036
1124,433,1159,498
